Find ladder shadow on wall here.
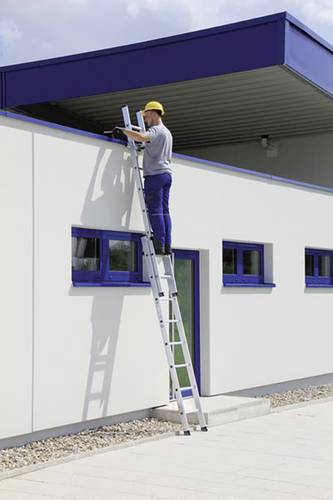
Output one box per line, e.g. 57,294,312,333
73,145,145,421
80,146,135,229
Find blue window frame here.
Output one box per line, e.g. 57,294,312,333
305,248,333,287
223,241,269,286
72,227,149,287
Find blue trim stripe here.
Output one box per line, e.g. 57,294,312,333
73,282,150,288
2,108,333,196
174,152,333,195
306,284,333,289
0,109,118,144
223,283,276,288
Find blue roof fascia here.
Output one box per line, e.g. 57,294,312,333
0,12,286,72
284,13,333,97
0,12,286,108
2,108,333,197
285,12,333,53
1,12,333,105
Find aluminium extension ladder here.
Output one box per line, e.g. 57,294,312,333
120,105,207,435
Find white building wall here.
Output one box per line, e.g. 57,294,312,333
1,114,333,440
179,131,333,188
32,129,169,431
170,158,333,394
0,117,33,439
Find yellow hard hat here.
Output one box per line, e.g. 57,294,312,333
141,101,165,116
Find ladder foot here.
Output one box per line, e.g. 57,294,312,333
201,426,208,432
159,292,164,297
184,430,191,436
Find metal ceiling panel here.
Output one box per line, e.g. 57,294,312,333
54,66,333,149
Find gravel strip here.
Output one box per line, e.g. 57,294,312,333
260,383,333,408
0,418,180,472
3,385,333,472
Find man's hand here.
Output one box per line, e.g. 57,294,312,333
111,127,128,141
112,127,150,143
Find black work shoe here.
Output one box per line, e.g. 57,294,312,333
152,238,165,255
164,244,172,255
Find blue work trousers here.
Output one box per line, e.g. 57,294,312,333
144,173,172,246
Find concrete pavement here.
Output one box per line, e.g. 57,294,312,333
1,398,333,499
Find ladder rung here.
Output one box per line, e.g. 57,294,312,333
160,274,173,279
178,386,192,392
186,408,199,414
173,363,188,368
89,393,103,399
157,297,173,301
164,319,178,324
169,341,183,346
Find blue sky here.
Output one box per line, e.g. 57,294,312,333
0,0,332,66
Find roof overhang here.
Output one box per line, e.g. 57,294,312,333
1,12,333,149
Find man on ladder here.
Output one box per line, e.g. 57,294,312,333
110,104,207,435
114,101,172,256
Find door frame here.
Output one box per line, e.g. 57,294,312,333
172,249,201,395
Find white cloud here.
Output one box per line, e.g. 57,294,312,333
0,0,332,66
0,19,22,43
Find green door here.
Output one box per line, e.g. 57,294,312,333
170,249,200,398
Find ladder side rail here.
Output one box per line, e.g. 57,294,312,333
136,110,146,134
170,256,176,399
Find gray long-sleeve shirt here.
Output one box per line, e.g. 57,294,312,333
142,122,173,177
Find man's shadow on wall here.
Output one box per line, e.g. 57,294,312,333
70,146,149,421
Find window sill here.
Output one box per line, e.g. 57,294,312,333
223,282,276,288
305,284,333,288
73,281,151,288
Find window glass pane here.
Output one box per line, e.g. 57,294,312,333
305,254,314,276
318,255,331,277
72,236,100,271
109,240,137,271
243,249,260,275
223,248,236,274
